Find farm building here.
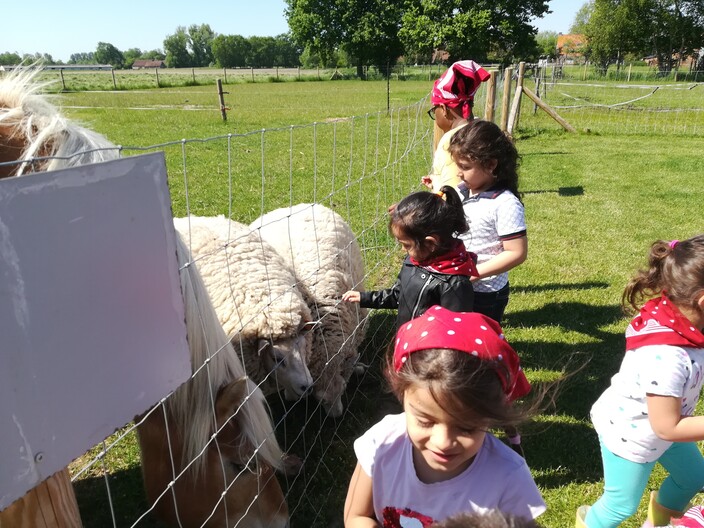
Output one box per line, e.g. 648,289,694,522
132,60,166,69
556,34,587,64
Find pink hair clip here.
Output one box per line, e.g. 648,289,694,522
669,240,679,249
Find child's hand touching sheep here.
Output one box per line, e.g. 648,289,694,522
342,290,361,303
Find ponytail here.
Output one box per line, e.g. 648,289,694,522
623,235,704,313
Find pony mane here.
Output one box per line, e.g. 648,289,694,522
172,234,284,473
0,67,120,176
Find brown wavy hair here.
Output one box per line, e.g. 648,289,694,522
622,234,704,313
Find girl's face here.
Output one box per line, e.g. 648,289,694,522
453,155,497,193
403,385,487,484
392,225,434,262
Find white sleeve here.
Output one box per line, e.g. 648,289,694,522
353,413,404,477
495,194,526,239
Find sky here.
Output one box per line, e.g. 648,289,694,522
3,0,582,63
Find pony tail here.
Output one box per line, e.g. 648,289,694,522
622,239,671,312
438,185,469,236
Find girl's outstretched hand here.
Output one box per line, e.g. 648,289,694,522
342,290,361,303
421,175,434,189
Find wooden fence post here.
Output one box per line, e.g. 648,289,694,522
217,79,227,121
506,86,523,135
522,86,576,132
223,68,227,83
484,70,498,122
59,69,66,91
155,68,160,88
513,61,526,129
192,68,196,83
111,68,117,90
0,469,81,528
251,67,254,82
500,67,513,131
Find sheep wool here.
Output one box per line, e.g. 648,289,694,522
249,203,368,417
173,215,315,400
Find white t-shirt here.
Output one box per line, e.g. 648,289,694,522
459,189,526,293
354,413,546,526
591,344,704,463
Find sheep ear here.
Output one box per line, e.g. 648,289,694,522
257,339,271,356
300,320,319,334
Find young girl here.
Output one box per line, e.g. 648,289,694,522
342,186,477,329
343,306,545,527
580,236,704,528
449,119,527,325
422,60,491,193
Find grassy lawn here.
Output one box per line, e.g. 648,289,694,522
49,78,704,527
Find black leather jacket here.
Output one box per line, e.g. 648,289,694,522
359,256,474,329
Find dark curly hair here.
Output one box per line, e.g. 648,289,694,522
390,185,468,258
448,119,521,200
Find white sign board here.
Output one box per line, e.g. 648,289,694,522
0,153,191,510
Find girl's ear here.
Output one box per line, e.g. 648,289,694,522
697,292,704,311
486,158,499,174
424,234,440,249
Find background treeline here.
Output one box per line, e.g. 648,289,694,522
3,0,704,76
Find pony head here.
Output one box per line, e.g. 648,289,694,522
0,66,120,178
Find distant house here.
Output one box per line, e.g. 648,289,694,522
132,60,166,69
556,34,587,63
431,49,450,64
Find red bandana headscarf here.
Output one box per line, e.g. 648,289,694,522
394,306,530,401
431,60,491,119
410,240,479,277
625,293,704,350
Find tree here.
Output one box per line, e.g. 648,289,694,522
188,24,216,67
273,34,301,67
212,35,251,68
570,1,594,34
69,52,95,64
123,48,143,69
0,52,22,65
247,36,278,67
164,27,192,68
286,0,404,78
399,0,549,65
535,31,558,59
95,42,124,68
585,0,704,74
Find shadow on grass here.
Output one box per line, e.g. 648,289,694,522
523,185,585,196
73,465,165,528
512,281,609,294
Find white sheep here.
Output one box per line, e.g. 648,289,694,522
249,203,368,417
173,215,315,401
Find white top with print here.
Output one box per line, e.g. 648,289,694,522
591,344,704,463
459,189,526,293
354,413,545,524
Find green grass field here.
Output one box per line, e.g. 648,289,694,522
51,77,704,527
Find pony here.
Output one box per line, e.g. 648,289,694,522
0,67,289,528
0,67,121,178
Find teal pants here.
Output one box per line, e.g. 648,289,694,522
585,439,704,528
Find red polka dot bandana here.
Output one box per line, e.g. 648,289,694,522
431,60,491,119
625,293,704,350
394,306,530,401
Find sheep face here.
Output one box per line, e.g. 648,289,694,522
258,334,313,400
314,374,346,417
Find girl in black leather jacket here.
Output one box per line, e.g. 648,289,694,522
342,185,477,329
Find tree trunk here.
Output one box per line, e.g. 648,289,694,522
357,59,365,80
